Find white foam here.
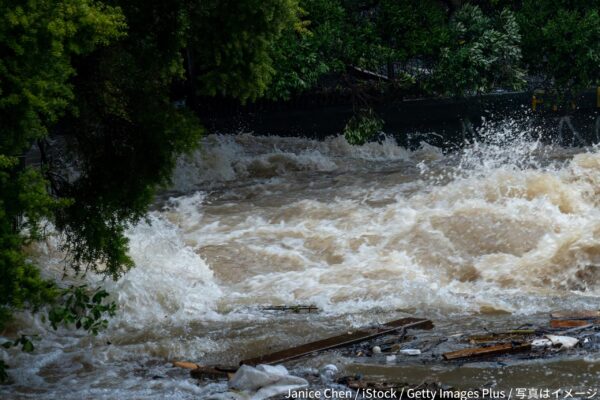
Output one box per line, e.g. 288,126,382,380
100,129,600,320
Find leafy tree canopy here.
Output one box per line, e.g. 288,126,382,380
518,0,600,94
430,4,525,96
0,0,299,338
0,0,126,331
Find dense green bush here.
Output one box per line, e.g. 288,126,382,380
518,0,600,94
430,4,525,96
344,108,383,145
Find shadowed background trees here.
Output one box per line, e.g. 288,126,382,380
265,0,600,99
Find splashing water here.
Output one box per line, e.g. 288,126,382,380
4,120,600,398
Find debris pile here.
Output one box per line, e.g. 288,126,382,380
241,317,433,365
440,310,599,362
170,309,600,399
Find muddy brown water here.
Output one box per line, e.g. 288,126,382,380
3,124,600,399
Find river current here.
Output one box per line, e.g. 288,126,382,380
3,119,600,398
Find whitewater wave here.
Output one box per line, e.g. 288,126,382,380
106,126,600,324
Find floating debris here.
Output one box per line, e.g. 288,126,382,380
545,335,579,349
550,310,600,320
443,342,531,361
468,330,536,344
182,311,598,392
260,304,320,313
558,323,594,334
229,364,308,399
550,319,592,328
531,338,553,348
240,317,433,365
172,361,199,370
420,338,447,353
399,349,421,356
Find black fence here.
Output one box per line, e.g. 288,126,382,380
198,89,600,149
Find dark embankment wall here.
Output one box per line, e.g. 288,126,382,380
198,89,600,148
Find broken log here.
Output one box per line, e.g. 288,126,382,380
241,317,433,366
443,342,531,361
550,319,592,328
550,311,600,320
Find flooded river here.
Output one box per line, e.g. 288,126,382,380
3,119,600,398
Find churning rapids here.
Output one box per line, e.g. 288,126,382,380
4,119,600,398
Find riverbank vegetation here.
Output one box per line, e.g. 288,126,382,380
266,0,600,100
1,0,600,382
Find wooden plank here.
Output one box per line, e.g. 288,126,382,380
443,343,531,361
173,361,200,370
241,317,433,366
550,319,592,328
550,310,600,320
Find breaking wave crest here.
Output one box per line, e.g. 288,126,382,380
170,134,415,191
113,124,600,323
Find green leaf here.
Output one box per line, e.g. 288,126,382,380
22,341,34,353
